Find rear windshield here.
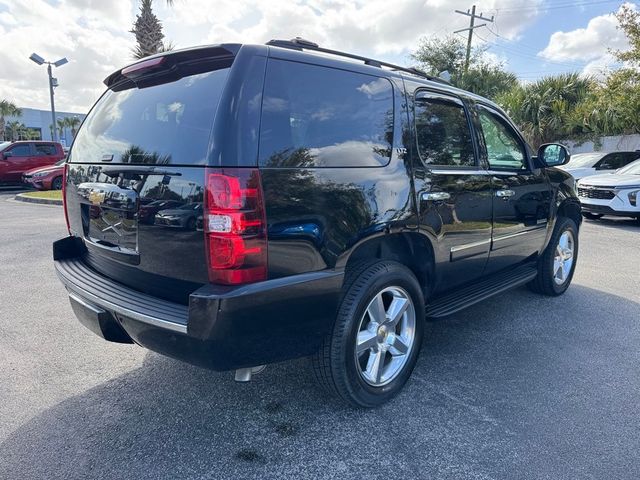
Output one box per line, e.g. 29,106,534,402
69,67,229,165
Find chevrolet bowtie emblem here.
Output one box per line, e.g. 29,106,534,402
89,190,106,205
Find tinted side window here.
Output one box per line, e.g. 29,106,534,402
598,153,639,170
35,144,56,156
414,93,475,167
259,59,394,168
478,107,527,170
7,144,31,156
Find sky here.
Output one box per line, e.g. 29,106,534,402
0,0,635,114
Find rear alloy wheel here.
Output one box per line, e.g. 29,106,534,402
582,212,603,220
529,217,579,296
355,286,416,387
51,176,63,190
312,261,424,408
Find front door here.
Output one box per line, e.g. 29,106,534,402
410,87,493,293
4,143,33,181
474,104,551,274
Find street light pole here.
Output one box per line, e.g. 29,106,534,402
47,63,57,142
29,53,68,143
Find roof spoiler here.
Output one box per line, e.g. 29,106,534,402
104,44,241,89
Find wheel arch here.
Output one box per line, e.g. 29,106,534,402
337,231,435,297
557,197,582,230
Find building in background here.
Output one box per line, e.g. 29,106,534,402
3,107,86,147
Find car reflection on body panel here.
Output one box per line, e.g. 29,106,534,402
155,202,202,230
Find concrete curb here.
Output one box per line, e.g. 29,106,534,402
14,193,63,206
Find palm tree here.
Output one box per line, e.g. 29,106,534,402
56,118,67,140
6,121,24,141
0,100,21,141
66,116,81,138
130,0,173,59
497,73,593,146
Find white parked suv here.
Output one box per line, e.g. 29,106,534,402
577,159,640,221
560,151,640,182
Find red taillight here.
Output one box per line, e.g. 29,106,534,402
62,163,70,234
204,168,267,285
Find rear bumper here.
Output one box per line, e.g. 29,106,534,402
54,236,343,370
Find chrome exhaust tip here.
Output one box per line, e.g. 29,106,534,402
234,365,266,382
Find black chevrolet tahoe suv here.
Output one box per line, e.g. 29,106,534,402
53,39,581,407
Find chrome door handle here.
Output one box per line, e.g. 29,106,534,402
421,191,451,201
495,189,515,199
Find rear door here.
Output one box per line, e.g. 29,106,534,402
474,103,551,274
34,143,58,169
408,85,493,292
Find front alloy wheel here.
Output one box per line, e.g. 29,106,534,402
553,230,575,286
529,216,579,296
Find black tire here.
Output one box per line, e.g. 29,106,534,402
582,212,603,220
186,217,196,231
51,176,63,190
528,217,579,296
312,261,425,408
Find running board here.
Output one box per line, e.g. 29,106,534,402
426,264,538,318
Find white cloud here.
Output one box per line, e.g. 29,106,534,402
538,2,633,77
0,0,543,112
0,0,135,113
178,0,544,57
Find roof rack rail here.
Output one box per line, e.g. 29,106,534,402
265,37,450,85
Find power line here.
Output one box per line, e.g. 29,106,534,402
492,0,622,13
454,4,494,73
473,30,592,69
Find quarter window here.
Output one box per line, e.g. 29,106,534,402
478,107,527,170
259,59,394,168
35,144,56,156
414,94,475,167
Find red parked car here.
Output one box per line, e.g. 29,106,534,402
0,141,65,185
22,157,66,190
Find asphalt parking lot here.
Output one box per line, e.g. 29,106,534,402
1,190,639,480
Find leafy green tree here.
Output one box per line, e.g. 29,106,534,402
614,3,640,66
572,69,640,136
457,64,518,101
411,35,516,100
130,0,173,59
0,100,21,141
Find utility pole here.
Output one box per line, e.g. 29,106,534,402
47,63,57,142
29,53,68,143
454,5,494,73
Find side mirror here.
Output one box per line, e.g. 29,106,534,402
538,143,570,167
3,151,13,159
